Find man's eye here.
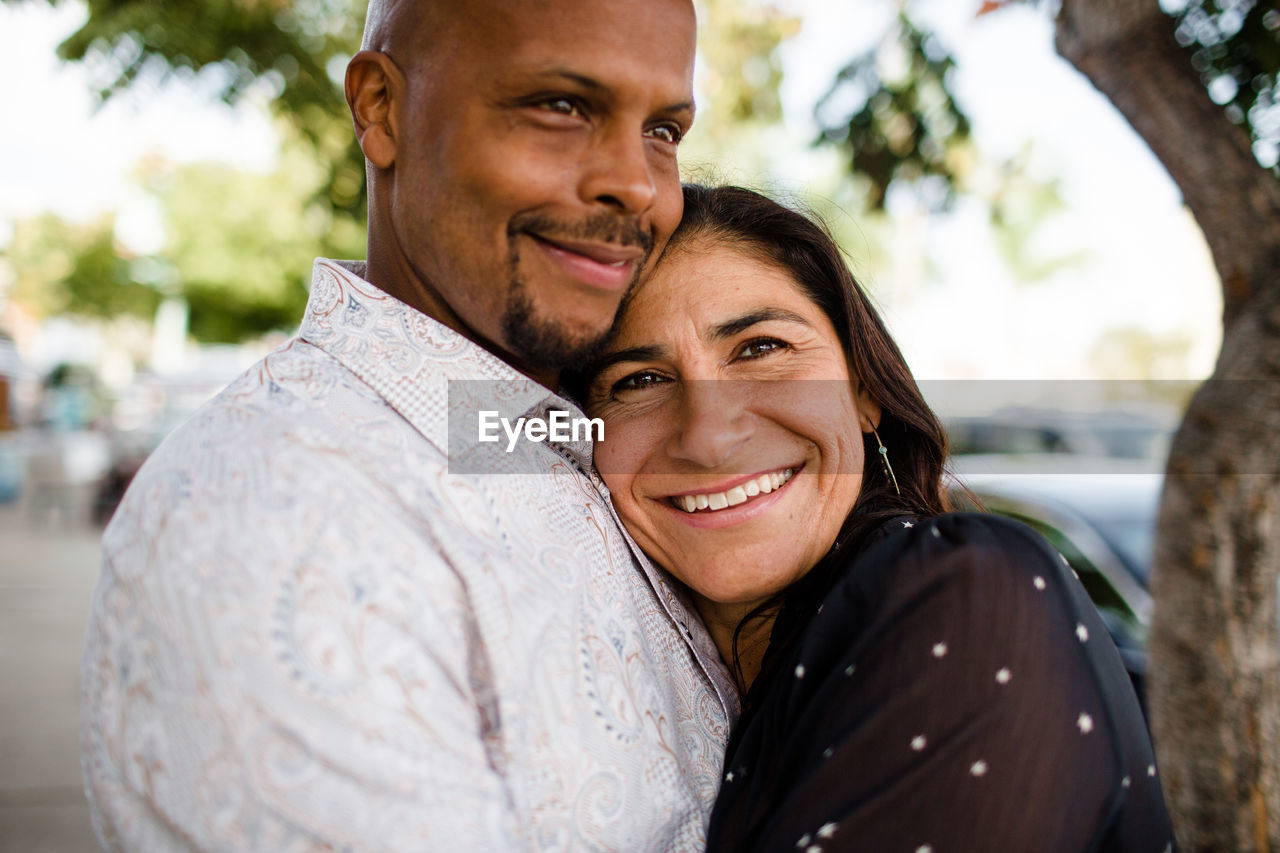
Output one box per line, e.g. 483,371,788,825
737,338,789,360
541,97,583,117
645,123,683,144
612,370,670,395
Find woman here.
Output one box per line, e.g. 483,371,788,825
580,185,1176,851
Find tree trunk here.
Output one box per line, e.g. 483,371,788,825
1055,1,1280,849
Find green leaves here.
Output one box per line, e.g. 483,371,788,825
1172,0,1280,171
6,214,160,321
143,132,364,343
816,13,973,211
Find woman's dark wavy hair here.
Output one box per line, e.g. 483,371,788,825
665,184,954,707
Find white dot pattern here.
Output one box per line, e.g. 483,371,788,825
995,667,1011,684
931,643,948,658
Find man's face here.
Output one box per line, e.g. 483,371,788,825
387,0,696,376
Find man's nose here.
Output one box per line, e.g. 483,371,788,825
580,124,658,214
665,381,754,470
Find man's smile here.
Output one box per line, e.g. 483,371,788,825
526,233,646,291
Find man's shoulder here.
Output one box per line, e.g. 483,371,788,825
104,338,452,560
155,337,439,462
201,337,393,430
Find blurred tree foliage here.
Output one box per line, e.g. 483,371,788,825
3,126,364,342
1169,0,1280,171
817,12,973,210
145,133,365,342
50,0,369,217
815,1,1280,205
6,214,160,320
691,0,799,141
809,4,1085,286
1,0,370,342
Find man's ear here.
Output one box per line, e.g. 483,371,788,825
345,50,403,170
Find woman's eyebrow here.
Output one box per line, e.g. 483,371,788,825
591,344,668,374
708,308,811,341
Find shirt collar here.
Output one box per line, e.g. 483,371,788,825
298,259,595,470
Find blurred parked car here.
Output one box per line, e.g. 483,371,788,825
946,407,1173,463
950,461,1162,717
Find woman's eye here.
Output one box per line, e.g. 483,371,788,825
612,370,670,395
646,122,683,144
737,338,789,360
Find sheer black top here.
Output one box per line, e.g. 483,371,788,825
706,513,1176,853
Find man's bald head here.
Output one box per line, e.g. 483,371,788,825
361,0,440,58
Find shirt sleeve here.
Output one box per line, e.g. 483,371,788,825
712,514,1155,853
81,435,525,851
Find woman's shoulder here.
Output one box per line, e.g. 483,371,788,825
870,510,1060,559
790,510,1095,690
833,511,1073,611
720,511,1172,853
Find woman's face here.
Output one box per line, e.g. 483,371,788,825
588,237,880,621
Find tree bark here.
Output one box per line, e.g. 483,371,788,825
1055,1,1280,850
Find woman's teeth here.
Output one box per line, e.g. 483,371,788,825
670,468,795,513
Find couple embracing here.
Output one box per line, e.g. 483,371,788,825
81,0,1175,850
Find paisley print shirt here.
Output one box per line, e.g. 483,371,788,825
82,259,737,852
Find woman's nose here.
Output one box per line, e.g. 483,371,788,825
664,380,755,469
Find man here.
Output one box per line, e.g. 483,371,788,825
81,1,737,849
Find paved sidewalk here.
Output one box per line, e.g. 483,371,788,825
0,500,103,853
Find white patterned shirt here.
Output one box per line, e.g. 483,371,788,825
82,259,737,852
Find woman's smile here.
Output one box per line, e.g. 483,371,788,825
662,464,798,513
653,464,802,530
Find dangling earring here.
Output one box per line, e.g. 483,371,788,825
872,426,900,496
